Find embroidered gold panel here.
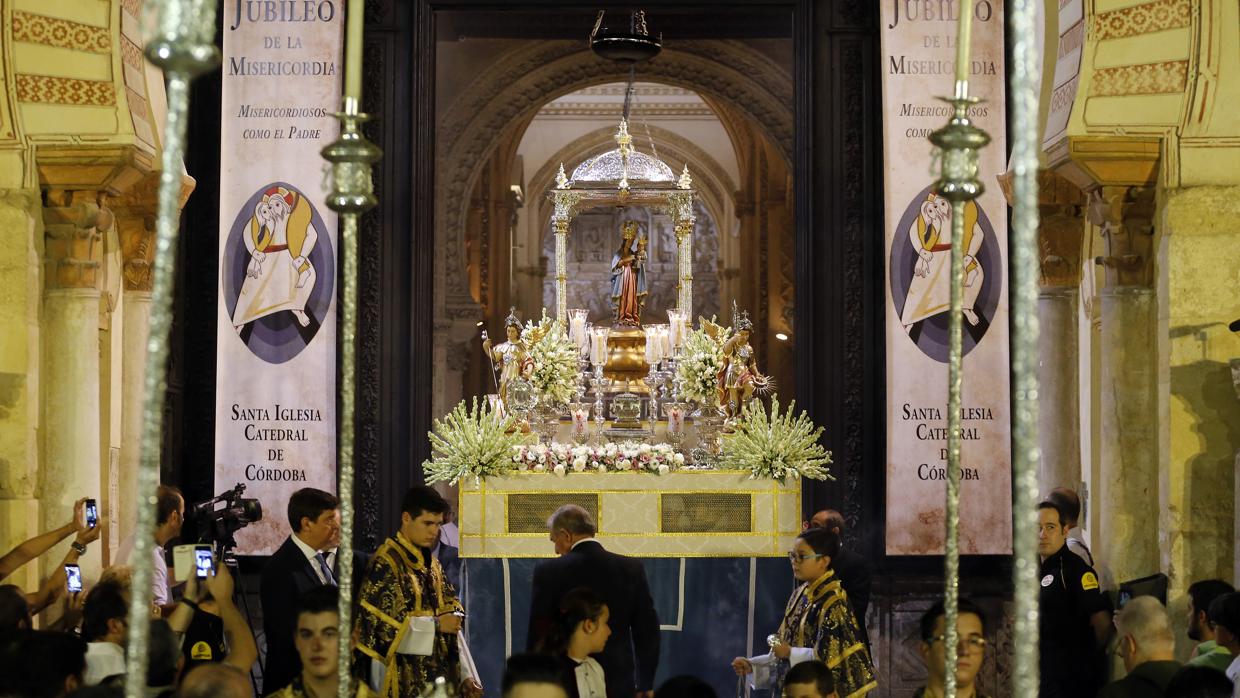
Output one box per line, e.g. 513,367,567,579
459,471,801,558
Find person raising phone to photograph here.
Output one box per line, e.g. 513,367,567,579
0,497,102,617
167,559,259,675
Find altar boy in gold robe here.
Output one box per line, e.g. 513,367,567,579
732,528,877,698
354,486,482,697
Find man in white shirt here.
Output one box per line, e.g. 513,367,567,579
81,579,130,686
152,485,185,613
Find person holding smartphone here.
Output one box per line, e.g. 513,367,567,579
167,558,259,677
4,498,103,618
0,497,97,582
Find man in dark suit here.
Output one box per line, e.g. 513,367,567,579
527,505,660,698
259,487,339,694
807,509,873,648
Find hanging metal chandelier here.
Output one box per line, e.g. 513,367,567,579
589,9,662,64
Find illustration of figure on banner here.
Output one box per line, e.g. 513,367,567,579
889,185,1001,363
232,185,318,330
224,182,335,364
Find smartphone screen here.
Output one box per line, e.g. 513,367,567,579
84,499,98,529
65,564,82,593
194,547,213,578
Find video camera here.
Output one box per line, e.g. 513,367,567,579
189,483,262,552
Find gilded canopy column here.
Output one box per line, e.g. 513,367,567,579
1090,185,1158,586
671,176,695,317
41,189,110,579
0,189,45,594
554,217,568,323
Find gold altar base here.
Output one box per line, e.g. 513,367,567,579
458,471,801,558
604,326,648,383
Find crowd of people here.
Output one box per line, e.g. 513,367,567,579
0,485,1237,698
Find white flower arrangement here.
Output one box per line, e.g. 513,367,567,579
522,314,580,406
511,443,682,475
423,398,523,485
675,322,729,404
719,397,835,483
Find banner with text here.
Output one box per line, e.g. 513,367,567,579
881,0,1012,555
215,0,342,555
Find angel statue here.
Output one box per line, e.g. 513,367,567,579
611,220,648,327
482,307,534,405
717,305,770,422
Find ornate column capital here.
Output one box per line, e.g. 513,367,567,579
43,189,109,291
997,169,1087,289
1087,185,1156,288
106,172,195,292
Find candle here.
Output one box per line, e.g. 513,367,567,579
571,406,589,438
568,309,588,350
667,310,682,349
591,327,610,367
644,334,657,366
667,405,685,435
343,0,363,104
954,0,974,88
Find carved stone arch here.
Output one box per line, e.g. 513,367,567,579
436,39,793,314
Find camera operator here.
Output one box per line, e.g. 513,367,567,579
260,487,341,693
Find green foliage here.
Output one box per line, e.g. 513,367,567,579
720,397,834,483
423,398,522,485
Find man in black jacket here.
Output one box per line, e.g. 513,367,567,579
807,509,873,648
527,505,661,698
259,487,339,694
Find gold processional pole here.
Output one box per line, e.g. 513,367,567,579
124,2,219,697
927,2,986,696
322,1,381,696
1008,0,1043,695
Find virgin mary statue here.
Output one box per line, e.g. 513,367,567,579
610,220,648,327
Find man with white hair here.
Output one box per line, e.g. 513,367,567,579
1098,596,1182,698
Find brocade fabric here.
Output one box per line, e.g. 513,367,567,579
774,570,878,698
353,532,462,697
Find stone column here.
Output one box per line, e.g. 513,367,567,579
112,195,156,548
1090,186,1158,586
0,189,45,594
41,190,109,579
1036,173,1086,493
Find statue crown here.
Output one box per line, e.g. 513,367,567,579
504,306,521,329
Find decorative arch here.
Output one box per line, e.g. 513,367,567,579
435,39,794,316
525,123,737,244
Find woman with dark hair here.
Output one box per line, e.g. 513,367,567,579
538,587,611,698
731,528,876,697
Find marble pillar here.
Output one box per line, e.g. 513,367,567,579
111,176,160,548
118,290,150,541
1091,186,1158,587
41,192,107,579
1037,287,1081,491
0,189,44,593
1096,287,1159,584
